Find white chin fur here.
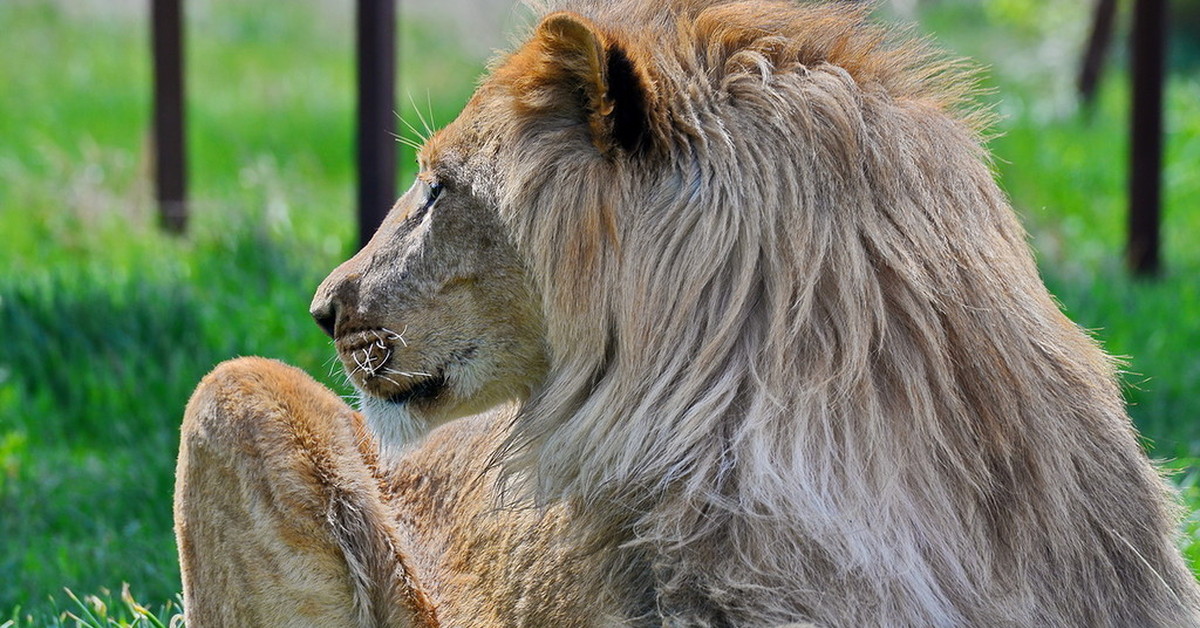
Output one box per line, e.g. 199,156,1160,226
356,392,429,455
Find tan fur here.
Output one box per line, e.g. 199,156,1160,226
175,358,438,627
176,1,1200,625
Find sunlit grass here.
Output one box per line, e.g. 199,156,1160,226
2,585,182,628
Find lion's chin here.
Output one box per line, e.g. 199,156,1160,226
356,393,431,454
356,377,483,455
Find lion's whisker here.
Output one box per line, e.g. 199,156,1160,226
352,351,371,377
401,93,433,144
424,92,436,138
396,136,424,151
381,326,409,347
407,91,434,140
383,367,432,379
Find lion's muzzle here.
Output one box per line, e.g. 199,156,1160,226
335,328,443,402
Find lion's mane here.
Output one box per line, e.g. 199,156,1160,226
451,0,1200,624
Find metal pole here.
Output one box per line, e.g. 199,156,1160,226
1078,0,1118,107
1129,0,1166,276
356,0,397,250
152,0,187,233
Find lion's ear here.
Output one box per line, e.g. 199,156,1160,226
526,12,653,155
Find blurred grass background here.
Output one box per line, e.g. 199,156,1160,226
0,0,1197,622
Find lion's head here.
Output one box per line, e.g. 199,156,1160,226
311,160,548,444
312,0,978,441
311,1,1198,623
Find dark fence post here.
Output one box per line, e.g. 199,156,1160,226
1129,0,1166,276
356,0,397,250
152,0,187,233
1078,0,1118,106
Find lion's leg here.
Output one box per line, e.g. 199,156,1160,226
173,357,437,627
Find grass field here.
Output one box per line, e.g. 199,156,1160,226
0,0,1197,622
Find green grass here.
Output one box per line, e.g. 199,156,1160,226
3,586,182,628
0,0,481,621
918,2,1200,458
0,0,1197,622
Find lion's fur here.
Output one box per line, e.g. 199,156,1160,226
175,358,439,627
175,1,1200,626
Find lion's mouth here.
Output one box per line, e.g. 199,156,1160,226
336,328,446,404
384,372,446,405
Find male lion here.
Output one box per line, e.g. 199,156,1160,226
174,1,1200,625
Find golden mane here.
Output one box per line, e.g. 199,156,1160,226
453,0,1198,622
519,0,985,122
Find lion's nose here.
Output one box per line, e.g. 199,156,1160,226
311,301,337,338
311,265,361,338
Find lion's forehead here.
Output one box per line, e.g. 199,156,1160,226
420,91,514,207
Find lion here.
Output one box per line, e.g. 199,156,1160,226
173,0,1200,625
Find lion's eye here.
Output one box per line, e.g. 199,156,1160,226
405,181,443,224
425,182,443,207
